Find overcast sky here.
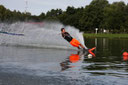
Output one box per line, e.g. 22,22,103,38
0,0,128,15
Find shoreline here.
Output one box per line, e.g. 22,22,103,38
83,33,128,38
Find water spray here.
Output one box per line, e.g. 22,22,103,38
0,22,86,50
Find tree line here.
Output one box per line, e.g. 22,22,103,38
0,0,128,33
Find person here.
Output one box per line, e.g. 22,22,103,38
61,28,85,50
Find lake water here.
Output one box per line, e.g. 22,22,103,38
0,38,128,85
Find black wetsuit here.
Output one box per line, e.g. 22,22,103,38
62,32,73,42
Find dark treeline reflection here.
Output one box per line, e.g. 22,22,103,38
85,38,128,62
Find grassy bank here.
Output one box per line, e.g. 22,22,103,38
83,33,128,38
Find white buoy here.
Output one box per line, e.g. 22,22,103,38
88,54,93,58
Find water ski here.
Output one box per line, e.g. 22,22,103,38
88,47,96,57
80,47,96,57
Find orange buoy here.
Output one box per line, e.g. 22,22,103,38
123,52,128,56
123,52,128,61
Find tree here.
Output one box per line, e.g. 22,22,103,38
38,12,45,21
59,7,84,30
0,5,6,22
123,4,128,32
0,0,128,33
80,0,109,32
3,9,13,22
66,6,76,15
46,9,62,20
103,1,126,33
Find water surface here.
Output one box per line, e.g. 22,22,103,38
0,38,128,85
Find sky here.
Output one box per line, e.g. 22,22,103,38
0,0,128,15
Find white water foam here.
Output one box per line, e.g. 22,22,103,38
0,22,87,49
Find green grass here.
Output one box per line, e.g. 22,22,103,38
83,33,128,38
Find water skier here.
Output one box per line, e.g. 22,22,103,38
61,28,85,50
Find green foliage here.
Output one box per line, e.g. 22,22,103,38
102,1,126,32
80,0,109,31
66,6,76,15
84,33,128,38
59,7,84,29
38,12,45,21
123,4,128,31
0,0,128,33
45,9,62,21
0,5,7,22
0,5,43,22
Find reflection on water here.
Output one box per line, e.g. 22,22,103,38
61,51,85,71
60,50,95,71
123,55,128,61
84,38,128,77
86,38,128,58
0,38,128,85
